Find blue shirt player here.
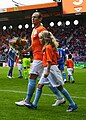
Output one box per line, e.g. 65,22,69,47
57,47,67,83
7,47,16,78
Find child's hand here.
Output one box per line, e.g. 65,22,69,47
44,71,49,78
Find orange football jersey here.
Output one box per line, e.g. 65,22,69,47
43,45,60,67
66,59,74,68
31,25,46,60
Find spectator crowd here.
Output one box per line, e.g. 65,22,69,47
0,25,86,63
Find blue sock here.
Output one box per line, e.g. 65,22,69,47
61,88,75,106
68,75,70,81
48,85,63,100
70,75,74,81
32,88,42,107
62,72,66,80
25,79,36,103
19,70,22,77
8,68,13,77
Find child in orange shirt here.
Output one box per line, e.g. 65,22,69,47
25,31,78,112
65,54,75,83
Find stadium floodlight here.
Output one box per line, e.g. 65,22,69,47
3,26,6,30
18,24,22,29
9,25,13,29
57,21,62,26
50,22,54,27
73,20,79,25
65,21,70,26
25,24,29,29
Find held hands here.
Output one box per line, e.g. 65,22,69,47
44,62,51,77
21,46,32,54
44,71,50,78
21,50,27,54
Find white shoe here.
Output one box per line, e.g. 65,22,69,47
52,98,66,106
15,100,27,106
7,76,12,79
64,79,67,83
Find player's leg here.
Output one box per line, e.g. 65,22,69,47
59,64,67,83
67,68,75,83
48,85,66,106
15,60,43,106
62,71,67,82
46,66,66,106
70,68,75,83
18,64,23,78
25,74,37,103
22,58,28,79
18,70,23,78
49,66,77,112
32,84,43,107
25,60,43,103
67,68,71,82
26,58,31,76
61,66,66,83
25,70,47,109
7,60,14,78
7,67,13,78
58,85,78,112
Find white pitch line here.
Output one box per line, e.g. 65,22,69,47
0,90,26,94
0,89,86,100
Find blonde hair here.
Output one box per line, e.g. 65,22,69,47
39,30,59,51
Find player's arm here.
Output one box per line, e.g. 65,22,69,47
22,45,32,54
7,53,14,61
44,46,52,78
44,61,51,78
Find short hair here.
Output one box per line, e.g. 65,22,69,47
38,12,43,18
68,54,72,59
32,12,43,19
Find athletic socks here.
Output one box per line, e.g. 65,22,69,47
8,67,13,77
68,75,70,81
48,85,63,100
25,79,36,103
62,72,66,81
70,75,74,81
32,88,42,107
68,75,74,82
60,88,75,106
19,70,22,77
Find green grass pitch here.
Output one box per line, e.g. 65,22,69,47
0,67,86,120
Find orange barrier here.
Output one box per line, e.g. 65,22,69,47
6,2,58,13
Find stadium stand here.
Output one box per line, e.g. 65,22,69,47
0,1,86,67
